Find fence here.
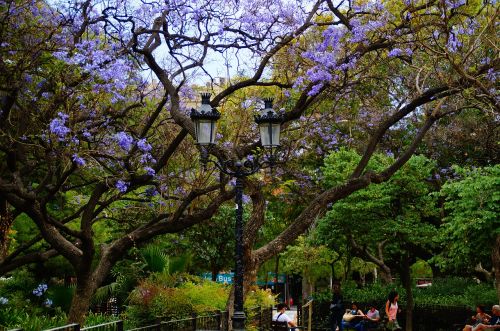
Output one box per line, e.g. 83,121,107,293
42,321,124,331
26,306,272,331
302,300,475,331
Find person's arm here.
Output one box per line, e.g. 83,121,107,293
284,314,297,328
385,301,390,319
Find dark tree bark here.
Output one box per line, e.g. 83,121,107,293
0,198,13,260
493,234,500,304
400,251,414,331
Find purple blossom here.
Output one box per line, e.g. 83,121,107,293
116,180,129,193
486,68,499,82
137,138,152,152
145,187,158,197
72,154,86,166
242,194,251,204
144,166,156,176
82,130,92,139
307,83,324,96
140,153,156,164
173,186,187,196
32,283,48,297
388,48,403,57
49,113,70,140
446,32,462,52
114,132,134,151
445,0,466,9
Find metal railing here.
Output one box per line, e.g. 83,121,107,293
301,300,313,331
37,306,271,331
82,321,124,331
44,323,81,331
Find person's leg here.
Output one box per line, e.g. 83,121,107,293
354,321,365,331
464,325,473,331
330,314,337,331
472,324,487,331
336,314,344,331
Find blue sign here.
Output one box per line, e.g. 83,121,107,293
202,272,234,284
202,272,286,285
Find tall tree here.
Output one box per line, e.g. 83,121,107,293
0,0,497,323
436,165,500,302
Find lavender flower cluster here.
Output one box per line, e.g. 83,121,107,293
32,283,48,297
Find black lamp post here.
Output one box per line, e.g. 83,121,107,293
190,94,282,331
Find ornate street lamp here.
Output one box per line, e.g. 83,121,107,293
190,93,221,146
190,94,283,331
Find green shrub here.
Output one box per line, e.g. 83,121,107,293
312,278,497,309
83,312,120,327
0,306,67,331
181,280,228,312
245,288,276,309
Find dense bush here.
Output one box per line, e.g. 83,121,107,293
0,270,71,330
124,273,275,327
312,278,497,309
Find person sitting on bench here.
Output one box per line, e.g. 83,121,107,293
273,303,298,330
470,305,500,331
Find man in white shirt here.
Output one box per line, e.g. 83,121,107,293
273,303,298,330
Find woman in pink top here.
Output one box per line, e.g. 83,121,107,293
385,291,402,331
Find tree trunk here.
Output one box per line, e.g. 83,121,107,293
380,265,393,284
401,252,414,331
301,275,310,302
492,234,500,304
0,198,13,261
211,264,219,282
274,255,279,290
67,277,98,324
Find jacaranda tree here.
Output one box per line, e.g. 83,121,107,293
0,0,497,324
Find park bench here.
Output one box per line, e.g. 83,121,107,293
271,320,289,331
271,320,305,331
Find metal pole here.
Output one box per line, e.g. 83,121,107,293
232,164,246,331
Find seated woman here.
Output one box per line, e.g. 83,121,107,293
359,303,381,331
463,305,491,331
342,302,365,330
273,303,298,330
470,305,500,331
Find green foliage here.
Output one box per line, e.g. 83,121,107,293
141,245,169,273
245,288,277,308
413,278,497,307
0,307,67,331
83,312,120,327
123,272,274,327
341,281,406,306
180,281,228,312
434,165,500,271
182,203,237,275
312,278,497,309
315,150,439,280
47,285,74,312
281,236,335,285
124,273,229,325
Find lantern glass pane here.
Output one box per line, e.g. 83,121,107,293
259,123,280,147
271,123,280,147
197,120,217,145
